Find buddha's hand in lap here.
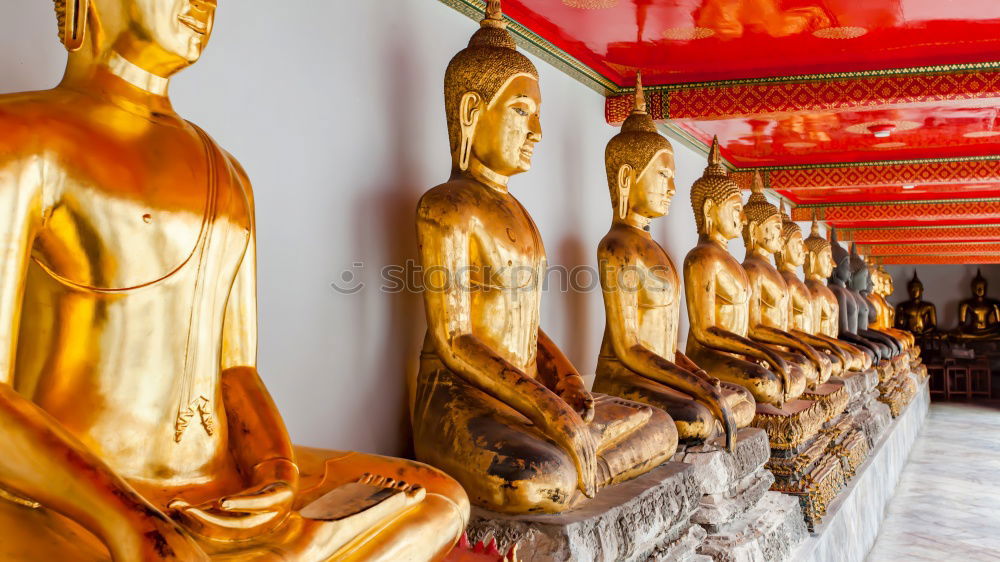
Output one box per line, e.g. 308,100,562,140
540,405,600,499
169,458,298,541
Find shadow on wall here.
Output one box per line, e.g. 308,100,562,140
349,3,427,459
554,110,592,372
885,265,1000,330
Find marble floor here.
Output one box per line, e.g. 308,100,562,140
867,401,1000,561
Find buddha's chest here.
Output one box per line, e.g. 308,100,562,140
34,145,251,292
715,260,750,308
469,203,545,289
636,247,678,310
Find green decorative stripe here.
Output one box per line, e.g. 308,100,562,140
439,0,617,95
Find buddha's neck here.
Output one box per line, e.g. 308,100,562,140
749,246,772,260
701,231,728,249
615,212,652,233
467,159,509,193
62,50,177,120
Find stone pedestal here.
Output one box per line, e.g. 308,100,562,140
792,377,930,562
674,428,809,561
465,462,706,562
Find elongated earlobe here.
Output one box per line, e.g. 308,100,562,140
61,0,89,52
458,92,482,172
617,165,632,220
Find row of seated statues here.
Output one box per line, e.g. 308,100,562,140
0,0,920,559
895,269,1000,342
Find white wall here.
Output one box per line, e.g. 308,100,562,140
1,0,748,457
884,265,1000,329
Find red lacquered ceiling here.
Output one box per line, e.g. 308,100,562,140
500,0,1000,85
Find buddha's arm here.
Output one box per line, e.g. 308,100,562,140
416,208,597,496
791,329,849,366
0,154,205,560
683,257,789,376
926,305,937,329
536,329,594,422
959,302,971,327
600,257,737,448
834,289,855,334
171,160,297,540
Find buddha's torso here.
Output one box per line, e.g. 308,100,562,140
897,300,930,332
3,90,250,486
743,255,789,331
781,270,812,333
599,226,679,360
419,179,545,376
960,298,997,330
806,279,839,338
686,242,750,342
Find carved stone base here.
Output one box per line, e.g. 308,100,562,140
772,452,846,532
697,492,809,562
802,382,849,424
750,399,826,452
465,462,703,562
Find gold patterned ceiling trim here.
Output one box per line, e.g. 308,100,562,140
794,197,1000,209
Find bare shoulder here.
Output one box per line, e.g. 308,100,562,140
417,179,482,223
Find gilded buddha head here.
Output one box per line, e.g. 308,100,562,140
882,267,895,297
55,0,215,73
972,269,988,298
804,218,834,279
775,201,805,269
605,73,675,221
445,0,541,177
907,271,924,300
691,137,745,240
741,172,782,254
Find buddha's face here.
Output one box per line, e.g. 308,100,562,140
754,215,784,254
783,231,805,267
708,193,745,240
886,276,894,296
817,247,835,278
472,75,542,176
117,0,215,66
633,150,676,218
973,279,987,298
909,282,923,300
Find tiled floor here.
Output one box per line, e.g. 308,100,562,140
867,401,1000,561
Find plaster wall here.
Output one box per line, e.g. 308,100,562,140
3,0,757,456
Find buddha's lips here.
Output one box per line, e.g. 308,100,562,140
178,14,209,34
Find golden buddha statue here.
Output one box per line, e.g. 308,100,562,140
802,221,872,372
774,205,851,376
955,269,1000,339
410,3,676,515
592,75,755,452
683,139,800,409
895,272,937,336
0,1,468,560
870,267,916,353
741,176,829,390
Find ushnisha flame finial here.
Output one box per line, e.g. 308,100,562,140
810,210,821,237
634,71,647,114
483,0,506,28
743,171,779,228
708,136,721,167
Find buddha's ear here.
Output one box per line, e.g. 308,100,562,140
458,91,483,172
702,199,714,233
616,164,633,220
